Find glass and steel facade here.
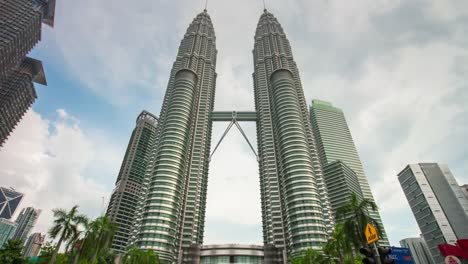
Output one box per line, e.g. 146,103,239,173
0,187,24,219
322,161,364,216
199,244,265,264
135,10,217,263
400,237,435,264
0,218,17,248
309,99,389,245
106,111,158,253
12,207,41,242
252,10,333,258
398,163,468,263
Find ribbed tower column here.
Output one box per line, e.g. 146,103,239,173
270,69,327,254
137,69,197,261
135,10,217,263
253,10,334,259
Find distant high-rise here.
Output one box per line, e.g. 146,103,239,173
12,207,41,242
0,187,24,219
23,232,45,258
0,218,17,247
106,111,158,253
400,237,435,264
398,163,468,263
253,10,333,258
309,99,389,245
0,58,46,147
0,0,55,147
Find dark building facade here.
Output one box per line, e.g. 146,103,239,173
0,58,46,147
106,111,159,253
0,0,55,147
322,161,364,217
0,0,55,82
12,207,41,243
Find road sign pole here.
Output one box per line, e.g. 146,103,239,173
373,243,381,264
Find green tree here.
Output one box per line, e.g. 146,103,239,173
324,223,358,264
0,239,25,264
123,247,160,264
38,242,54,264
290,248,327,264
48,205,88,264
77,216,116,264
336,193,380,249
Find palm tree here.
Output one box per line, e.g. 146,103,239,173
48,205,88,264
323,224,354,264
336,193,380,249
85,216,116,264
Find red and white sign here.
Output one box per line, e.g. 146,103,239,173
445,255,462,264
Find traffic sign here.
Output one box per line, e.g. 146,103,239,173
365,223,379,244
445,255,462,264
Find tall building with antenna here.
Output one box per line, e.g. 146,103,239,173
134,10,217,263
113,7,334,263
253,9,333,257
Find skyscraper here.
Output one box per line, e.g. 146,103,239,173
400,237,435,264
322,161,364,215
12,207,41,242
252,10,333,257
106,111,158,253
0,218,17,248
398,163,468,263
0,187,24,219
309,99,389,245
0,0,55,82
0,58,46,147
23,232,45,258
126,9,337,263
0,0,55,147
135,10,217,263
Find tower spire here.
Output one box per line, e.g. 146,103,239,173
263,0,267,11
204,0,208,11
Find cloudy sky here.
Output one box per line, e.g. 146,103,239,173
1,0,468,247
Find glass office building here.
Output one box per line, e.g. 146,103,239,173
106,111,158,253
310,100,389,245
398,163,468,263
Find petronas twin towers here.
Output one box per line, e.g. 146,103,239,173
108,8,385,263
128,9,333,262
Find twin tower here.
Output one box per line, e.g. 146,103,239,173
110,9,336,263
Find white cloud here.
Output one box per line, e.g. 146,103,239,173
29,0,468,246
0,110,117,238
